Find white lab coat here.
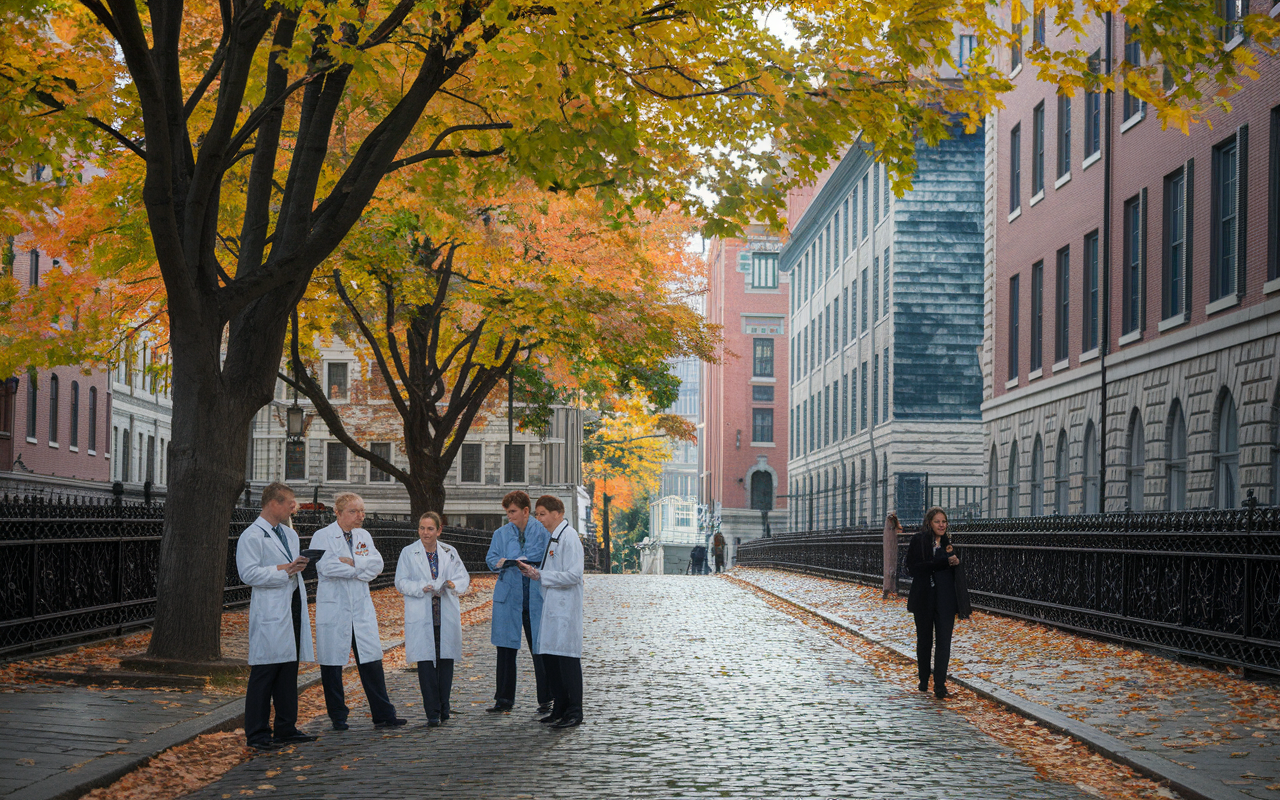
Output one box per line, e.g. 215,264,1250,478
309,522,385,666
236,517,315,666
534,521,584,658
394,540,471,663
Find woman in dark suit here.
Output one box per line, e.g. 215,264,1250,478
906,506,962,699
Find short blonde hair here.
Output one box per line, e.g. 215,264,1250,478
334,492,364,514
261,482,295,506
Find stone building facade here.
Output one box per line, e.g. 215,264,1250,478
702,227,789,556
784,129,988,530
982,11,1280,515
109,334,173,494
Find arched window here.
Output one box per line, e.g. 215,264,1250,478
750,471,773,511
1127,410,1146,511
1030,435,1044,516
1054,430,1069,515
988,445,999,518
1215,390,1239,508
69,381,79,448
1083,421,1099,513
48,374,59,444
1167,402,1188,510
1006,440,1020,517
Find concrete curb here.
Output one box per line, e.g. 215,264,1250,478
732,575,1253,800
8,638,405,800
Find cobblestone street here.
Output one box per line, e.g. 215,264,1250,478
188,576,1093,800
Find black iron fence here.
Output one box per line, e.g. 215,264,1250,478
737,502,1280,675
0,496,493,657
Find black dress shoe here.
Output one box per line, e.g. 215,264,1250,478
374,718,408,728
485,704,513,713
918,679,929,692
935,689,950,700
331,720,349,731
552,714,582,728
247,740,278,751
275,733,318,744
427,718,441,728
536,703,553,714
540,714,564,725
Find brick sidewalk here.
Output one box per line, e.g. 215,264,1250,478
734,567,1280,800
0,577,494,800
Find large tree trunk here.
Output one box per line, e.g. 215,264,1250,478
405,449,449,521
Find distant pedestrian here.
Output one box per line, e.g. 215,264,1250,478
689,545,707,575
712,531,726,573
236,482,317,750
882,513,903,598
906,507,969,699
395,511,469,726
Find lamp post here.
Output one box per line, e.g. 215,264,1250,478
286,400,305,441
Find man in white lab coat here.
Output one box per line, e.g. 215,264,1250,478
519,495,584,728
235,482,318,750
310,492,405,730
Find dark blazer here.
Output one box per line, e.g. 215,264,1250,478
905,529,955,617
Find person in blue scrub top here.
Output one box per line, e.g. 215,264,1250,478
484,490,552,713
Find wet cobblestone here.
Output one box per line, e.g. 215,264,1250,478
188,576,1093,799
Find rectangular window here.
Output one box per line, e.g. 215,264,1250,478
753,337,775,377
369,442,393,482
87,386,97,452
882,347,890,421
1165,167,1188,317
824,308,831,360
1010,124,1022,212
841,377,849,439
860,364,868,430
753,408,774,444
822,386,830,446
69,381,79,448
1123,24,1143,121
1085,53,1101,157
48,375,58,444
841,203,848,258
861,269,869,332
883,247,890,316
842,286,849,344
1012,18,1023,70
326,362,349,401
1057,94,1071,178
1219,0,1244,42
751,252,779,289
1084,231,1100,351
872,256,880,320
1123,195,1144,333
285,440,306,480
146,435,155,483
504,443,526,483
959,34,977,71
28,250,39,287
1055,247,1070,362
1031,261,1044,371
851,368,858,432
1009,275,1020,380
751,385,774,404
1211,131,1245,301
832,298,840,351
1033,4,1046,45
883,163,890,213
861,175,869,237
460,442,483,483
26,380,37,439
1032,102,1045,195
851,187,860,243
1270,107,1279,281
326,441,347,481
872,354,880,426
873,165,880,226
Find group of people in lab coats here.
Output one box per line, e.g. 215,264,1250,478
235,483,584,750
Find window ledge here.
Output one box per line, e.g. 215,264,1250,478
1010,63,1024,79
87,449,97,456
1120,108,1145,134
1029,190,1045,207
48,442,59,449
1080,347,1100,363
750,376,778,384
1052,358,1070,372
750,441,776,448
1054,172,1071,190
1082,151,1102,171
1272,3,1280,18
1206,293,1241,316
1225,33,1245,50
1118,329,1143,346
69,445,79,453
1158,312,1189,332
26,436,37,444
1005,376,1020,389
1007,206,1023,223
1028,368,1043,381
1263,276,1280,295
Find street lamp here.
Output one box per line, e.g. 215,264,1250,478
286,400,305,441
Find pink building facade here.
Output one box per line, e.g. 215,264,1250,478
702,226,789,556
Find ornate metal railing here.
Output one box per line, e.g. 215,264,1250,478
0,500,493,657
738,502,1280,675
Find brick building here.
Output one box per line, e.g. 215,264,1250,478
1,237,112,497
784,127,988,531
982,10,1280,515
702,227,789,556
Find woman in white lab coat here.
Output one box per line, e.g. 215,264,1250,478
396,511,471,725
520,495,584,728
310,492,404,729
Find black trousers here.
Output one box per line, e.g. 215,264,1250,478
245,586,303,745
541,653,583,718
417,625,455,722
320,631,398,724
914,609,955,689
494,593,549,708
